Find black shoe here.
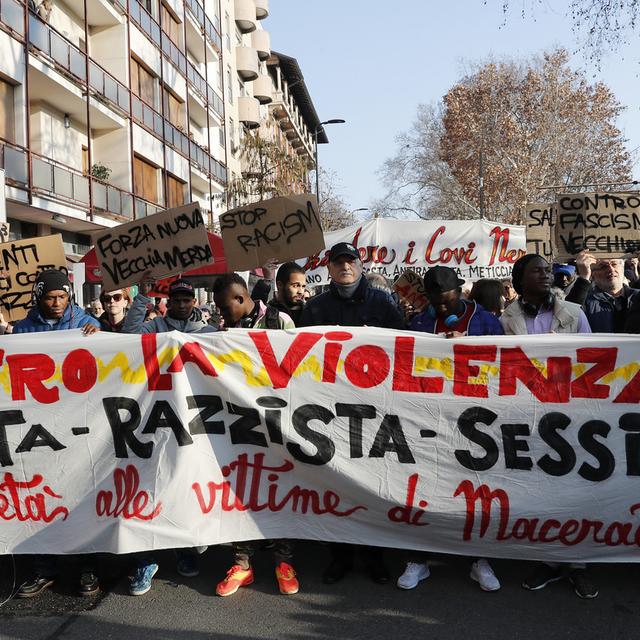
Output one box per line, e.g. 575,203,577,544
78,571,100,597
16,575,55,598
367,562,390,585
522,564,563,591
569,569,598,599
322,560,352,584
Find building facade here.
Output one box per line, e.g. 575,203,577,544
0,0,325,256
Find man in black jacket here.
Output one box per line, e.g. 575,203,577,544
299,242,403,586
299,243,404,330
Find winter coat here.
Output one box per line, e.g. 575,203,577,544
583,285,640,333
12,304,100,333
299,277,404,329
411,300,504,336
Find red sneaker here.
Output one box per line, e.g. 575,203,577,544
276,562,299,595
216,565,254,597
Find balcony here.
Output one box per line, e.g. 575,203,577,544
235,46,258,81
0,140,29,189
252,74,272,104
0,0,24,38
234,0,256,33
60,0,124,28
32,152,90,208
255,0,268,20
251,29,270,61
238,95,260,129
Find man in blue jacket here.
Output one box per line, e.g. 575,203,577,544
410,266,504,337
12,269,99,598
13,269,100,335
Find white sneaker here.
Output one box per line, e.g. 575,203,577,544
397,562,430,590
470,559,500,592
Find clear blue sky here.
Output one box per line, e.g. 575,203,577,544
268,0,640,212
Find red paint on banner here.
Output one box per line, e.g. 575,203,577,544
96,465,162,520
0,472,68,522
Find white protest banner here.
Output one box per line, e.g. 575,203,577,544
2,329,640,563
0,234,67,321
220,194,323,271
91,203,213,290
555,192,640,259
299,218,526,285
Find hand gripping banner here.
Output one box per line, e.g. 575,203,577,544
1,328,640,562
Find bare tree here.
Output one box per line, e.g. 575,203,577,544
316,168,358,231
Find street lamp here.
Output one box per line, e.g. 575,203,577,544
314,119,345,205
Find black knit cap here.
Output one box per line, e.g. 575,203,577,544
33,269,71,303
511,254,545,295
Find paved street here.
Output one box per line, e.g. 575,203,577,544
0,544,637,640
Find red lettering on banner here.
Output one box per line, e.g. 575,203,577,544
0,473,68,522
387,474,429,526
166,342,218,377
571,347,616,399
615,368,640,403
455,479,640,547
192,453,366,517
61,349,98,393
344,345,390,388
453,344,497,398
392,336,444,393
141,333,173,391
7,353,58,403
499,347,571,402
321,331,352,383
250,331,323,389
96,465,162,520
424,226,477,266
488,227,525,265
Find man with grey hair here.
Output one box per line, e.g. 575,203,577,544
568,254,639,332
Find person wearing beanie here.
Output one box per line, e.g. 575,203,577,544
13,269,99,335
500,254,597,599
501,254,590,336
11,269,99,599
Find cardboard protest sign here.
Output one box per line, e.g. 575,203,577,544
525,203,554,262
393,269,428,310
220,194,323,271
0,221,9,243
554,192,640,259
91,203,213,290
0,234,67,321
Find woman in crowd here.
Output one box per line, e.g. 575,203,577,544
468,279,506,317
98,288,131,332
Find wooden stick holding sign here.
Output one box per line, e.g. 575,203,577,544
219,194,324,271
554,192,640,260
0,234,67,321
91,203,213,290
393,269,428,311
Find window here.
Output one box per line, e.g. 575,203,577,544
133,155,159,204
224,12,230,50
0,78,15,143
229,118,236,154
163,86,184,128
166,173,186,208
161,3,181,45
130,57,155,106
218,126,224,148
226,67,233,103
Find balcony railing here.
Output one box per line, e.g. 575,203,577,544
31,152,90,207
184,0,221,51
88,60,130,116
186,60,224,119
0,139,28,188
0,0,24,37
92,177,134,219
161,30,186,74
130,0,161,46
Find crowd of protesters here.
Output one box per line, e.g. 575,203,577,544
0,243,639,602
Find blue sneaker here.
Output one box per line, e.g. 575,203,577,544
129,562,159,596
176,552,199,578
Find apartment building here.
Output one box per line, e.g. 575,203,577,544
0,0,325,257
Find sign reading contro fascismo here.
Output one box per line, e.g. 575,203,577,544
1,329,640,562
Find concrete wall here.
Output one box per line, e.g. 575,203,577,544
90,23,128,85
92,126,131,190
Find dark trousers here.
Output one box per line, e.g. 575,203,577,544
330,543,384,566
232,539,293,570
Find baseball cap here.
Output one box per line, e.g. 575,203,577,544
329,242,360,262
423,266,465,293
168,278,195,297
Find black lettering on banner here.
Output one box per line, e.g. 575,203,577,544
619,413,640,476
501,423,533,470
537,412,575,476
142,400,193,446
577,420,614,482
103,397,153,459
15,424,66,454
335,403,376,459
369,414,415,463
287,404,335,465
455,407,499,471
187,395,225,435
256,397,287,445
227,402,267,447
0,410,26,466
